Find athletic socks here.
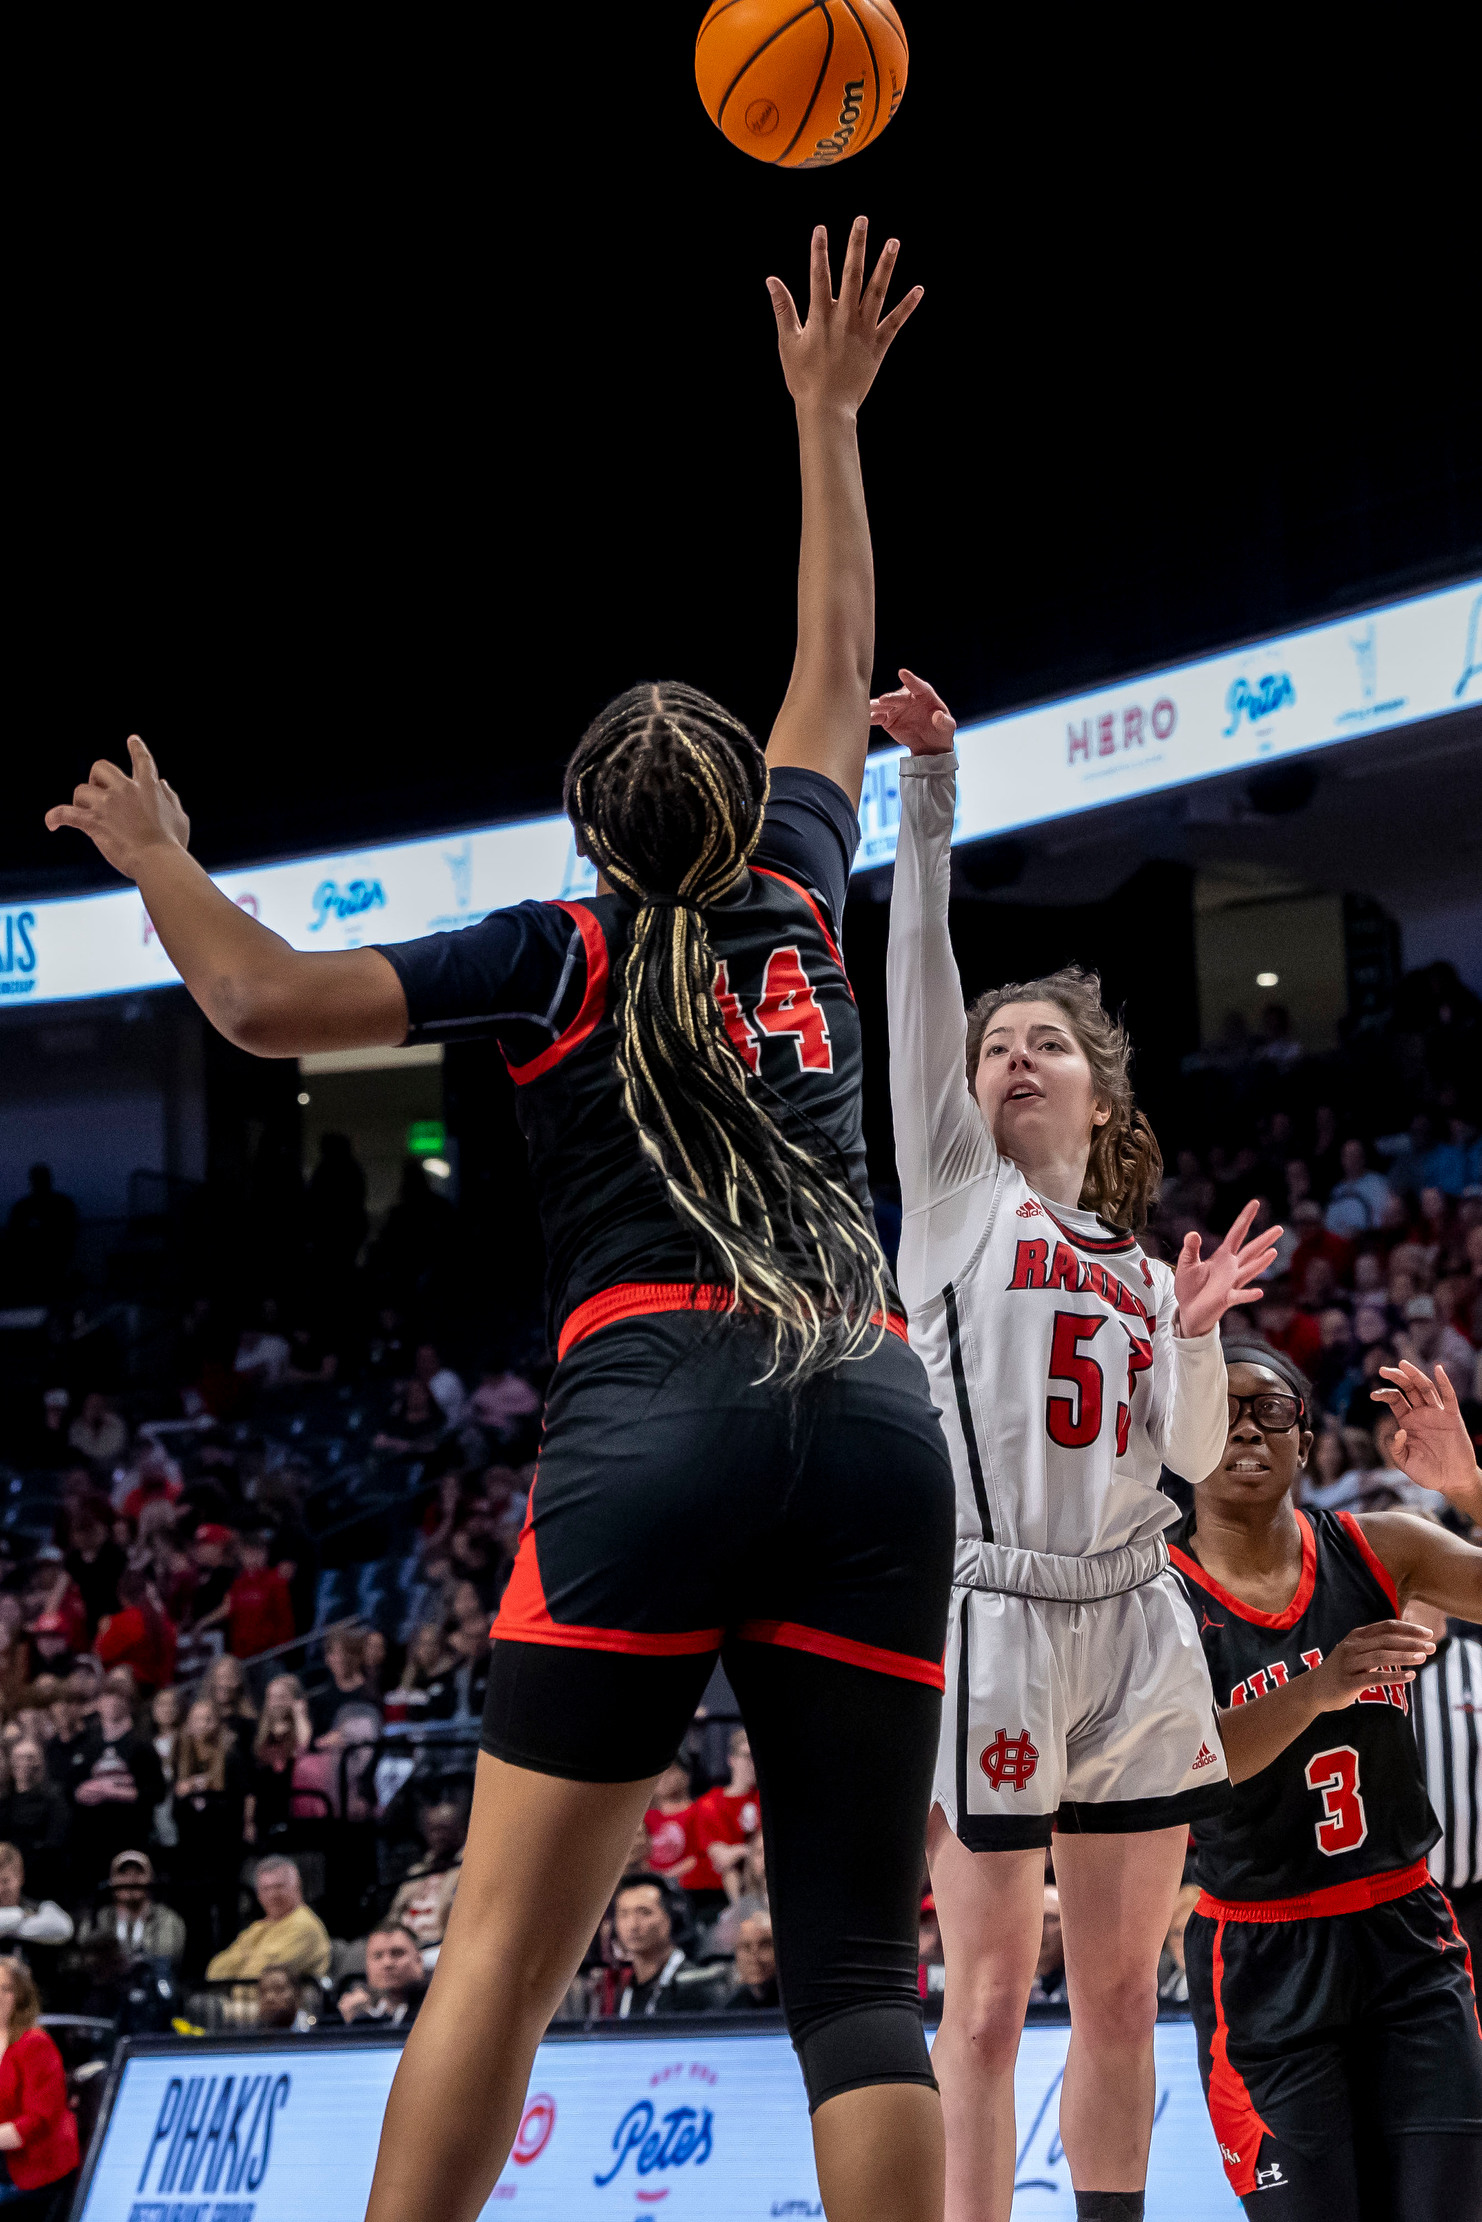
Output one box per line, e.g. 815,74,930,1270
1074,2197,1145,2221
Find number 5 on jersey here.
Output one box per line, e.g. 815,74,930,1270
714,948,833,1075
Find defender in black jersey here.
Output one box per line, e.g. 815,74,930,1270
1170,1345,1482,2219
47,223,954,2222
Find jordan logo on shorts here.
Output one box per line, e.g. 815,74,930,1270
980,1729,1039,1791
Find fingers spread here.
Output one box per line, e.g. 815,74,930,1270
766,278,802,340
878,284,924,345
127,734,158,781
1224,1199,1261,1249
898,667,950,712
838,213,869,305
862,234,899,317
808,223,832,315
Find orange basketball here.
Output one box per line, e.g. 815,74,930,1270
696,2,908,170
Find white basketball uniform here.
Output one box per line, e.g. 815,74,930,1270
888,751,1231,1849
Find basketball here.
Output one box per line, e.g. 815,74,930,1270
696,1,908,170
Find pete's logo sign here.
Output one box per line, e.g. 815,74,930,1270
1067,698,1175,764
1224,669,1295,734
0,911,36,997
308,878,386,930
594,2060,717,2188
136,2071,289,2200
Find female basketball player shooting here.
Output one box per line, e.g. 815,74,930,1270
47,222,955,2222
874,670,1278,2222
1172,1349,1482,2216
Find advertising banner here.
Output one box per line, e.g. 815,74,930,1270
74,2020,1239,2220
10,577,1476,1011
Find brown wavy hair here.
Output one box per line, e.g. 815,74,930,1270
963,965,1163,1232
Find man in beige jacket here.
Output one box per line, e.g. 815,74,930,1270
206,1856,331,1981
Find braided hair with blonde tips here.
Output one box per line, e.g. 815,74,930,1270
563,680,890,1384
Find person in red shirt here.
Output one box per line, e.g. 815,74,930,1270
96,1568,177,1692
226,1532,297,1659
119,1442,184,1525
0,1956,79,2206
690,1729,761,1896
1252,1275,1323,1374
641,1760,700,1884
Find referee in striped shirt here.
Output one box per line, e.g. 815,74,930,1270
1408,1594,1482,1963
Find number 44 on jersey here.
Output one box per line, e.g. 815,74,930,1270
714,948,833,1074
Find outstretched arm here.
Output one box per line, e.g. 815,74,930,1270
765,218,922,808
1369,1360,1482,1527
880,672,996,1294
46,736,407,1055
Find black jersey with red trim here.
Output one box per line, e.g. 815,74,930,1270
377,768,884,1342
1170,1506,1440,1904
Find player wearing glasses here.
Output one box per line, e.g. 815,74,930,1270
1171,1344,1482,2218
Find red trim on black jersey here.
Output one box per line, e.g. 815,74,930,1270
491,1496,723,1658
1205,1916,1273,2198
1438,1885,1482,2041
1038,1202,1137,1257
750,866,853,997
556,1280,909,1365
504,900,608,1085
1196,1855,1431,1924
1335,1509,1400,1612
735,1617,946,1691
1168,1509,1318,1631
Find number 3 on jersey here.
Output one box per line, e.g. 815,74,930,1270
714,948,832,1075
1305,1744,1368,1855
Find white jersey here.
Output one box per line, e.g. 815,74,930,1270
887,750,1228,1594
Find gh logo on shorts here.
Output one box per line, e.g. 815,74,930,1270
980,1729,1039,1791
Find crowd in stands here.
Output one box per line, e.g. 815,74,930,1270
0,959,1476,2068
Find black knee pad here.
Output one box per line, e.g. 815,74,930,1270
794,2002,937,2113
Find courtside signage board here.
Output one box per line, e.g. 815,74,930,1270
14,579,1477,1010
72,2022,1238,2219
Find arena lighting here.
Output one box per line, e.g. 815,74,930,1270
3,577,1477,1010
1256,972,1280,987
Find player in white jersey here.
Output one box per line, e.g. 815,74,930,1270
877,669,1282,2222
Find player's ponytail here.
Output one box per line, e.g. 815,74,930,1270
564,681,889,1384
964,965,1164,1232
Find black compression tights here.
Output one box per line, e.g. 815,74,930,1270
1239,2132,1482,2220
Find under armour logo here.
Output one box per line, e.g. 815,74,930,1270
1254,2160,1287,2188
980,1729,1039,1791
1192,1742,1219,1770
1016,1199,1043,1218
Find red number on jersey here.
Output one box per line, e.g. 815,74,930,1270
1045,1313,1106,1448
1304,1744,1368,1856
753,945,833,1072
712,960,759,1073
1115,1332,1155,1456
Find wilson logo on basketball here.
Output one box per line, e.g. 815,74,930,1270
801,77,866,168
980,1729,1039,1791
1015,1199,1043,1218
745,99,779,137
1192,1742,1219,1771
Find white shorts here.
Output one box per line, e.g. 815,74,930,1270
934,1566,1230,1850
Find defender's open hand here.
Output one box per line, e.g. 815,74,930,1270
767,216,922,416
1174,1199,1282,1339
871,668,956,756
46,736,189,883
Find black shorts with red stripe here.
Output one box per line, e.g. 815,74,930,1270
1186,1864,1482,2217
483,1286,955,1782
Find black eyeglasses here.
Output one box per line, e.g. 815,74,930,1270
1228,1390,1303,1432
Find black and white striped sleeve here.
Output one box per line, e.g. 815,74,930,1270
1413,1635,1482,1892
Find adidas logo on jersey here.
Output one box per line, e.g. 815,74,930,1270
1192,1741,1219,1770
1015,1199,1043,1217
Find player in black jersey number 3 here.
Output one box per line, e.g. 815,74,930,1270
1170,1345,1482,2217
45,221,955,2222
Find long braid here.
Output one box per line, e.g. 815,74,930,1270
565,681,889,1383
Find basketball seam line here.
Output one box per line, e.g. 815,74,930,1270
710,3,825,138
